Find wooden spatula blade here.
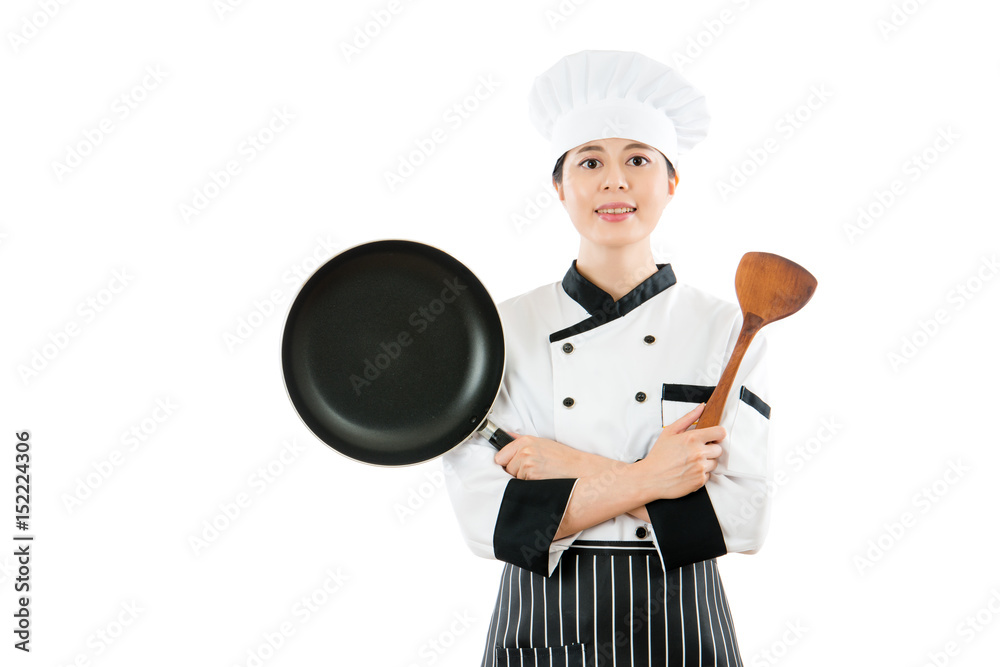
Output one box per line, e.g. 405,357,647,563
735,252,817,325
695,251,817,431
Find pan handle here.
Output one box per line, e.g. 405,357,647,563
478,418,515,450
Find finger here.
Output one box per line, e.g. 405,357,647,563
504,453,522,479
697,425,726,444
704,443,724,459
494,440,521,467
665,402,706,434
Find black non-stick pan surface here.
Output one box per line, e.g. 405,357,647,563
281,239,511,466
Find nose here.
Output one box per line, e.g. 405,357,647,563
602,160,628,190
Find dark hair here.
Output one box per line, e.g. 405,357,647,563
552,148,676,186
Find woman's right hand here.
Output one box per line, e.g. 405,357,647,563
638,403,725,500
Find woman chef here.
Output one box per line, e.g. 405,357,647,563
442,50,772,667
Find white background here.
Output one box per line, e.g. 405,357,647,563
2,0,998,665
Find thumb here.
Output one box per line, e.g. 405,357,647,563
664,403,705,434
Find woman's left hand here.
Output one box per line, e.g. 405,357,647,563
495,432,606,480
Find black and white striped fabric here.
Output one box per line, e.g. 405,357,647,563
482,541,743,667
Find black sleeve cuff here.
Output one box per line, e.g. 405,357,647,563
493,478,577,576
646,486,727,571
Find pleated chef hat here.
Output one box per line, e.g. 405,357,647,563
527,49,710,172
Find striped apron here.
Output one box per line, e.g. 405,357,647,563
481,541,743,667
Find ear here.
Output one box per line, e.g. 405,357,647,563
553,177,565,203
669,173,679,195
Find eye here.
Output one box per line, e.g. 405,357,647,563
629,155,650,166
579,158,602,169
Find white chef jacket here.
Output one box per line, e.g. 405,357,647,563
442,260,772,577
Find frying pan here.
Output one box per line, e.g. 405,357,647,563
281,239,515,466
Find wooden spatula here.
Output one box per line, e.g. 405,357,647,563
695,252,817,430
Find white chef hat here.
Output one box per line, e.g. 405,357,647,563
527,49,710,172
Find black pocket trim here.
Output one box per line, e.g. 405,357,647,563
662,383,770,418
739,386,771,419
661,383,714,403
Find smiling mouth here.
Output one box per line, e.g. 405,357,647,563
595,207,636,214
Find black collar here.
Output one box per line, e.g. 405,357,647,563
550,260,677,342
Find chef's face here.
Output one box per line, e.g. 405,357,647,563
553,137,676,250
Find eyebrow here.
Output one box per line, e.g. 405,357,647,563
572,142,652,156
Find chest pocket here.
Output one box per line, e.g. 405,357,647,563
659,383,714,428
661,382,770,478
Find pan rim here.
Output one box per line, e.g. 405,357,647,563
278,236,509,468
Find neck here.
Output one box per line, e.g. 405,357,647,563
575,239,659,301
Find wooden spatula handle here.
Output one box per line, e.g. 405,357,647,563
695,313,764,430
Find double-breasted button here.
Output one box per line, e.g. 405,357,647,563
562,397,575,408
643,335,656,345
635,391,647,402
562,342,574,354
635,526,649,538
